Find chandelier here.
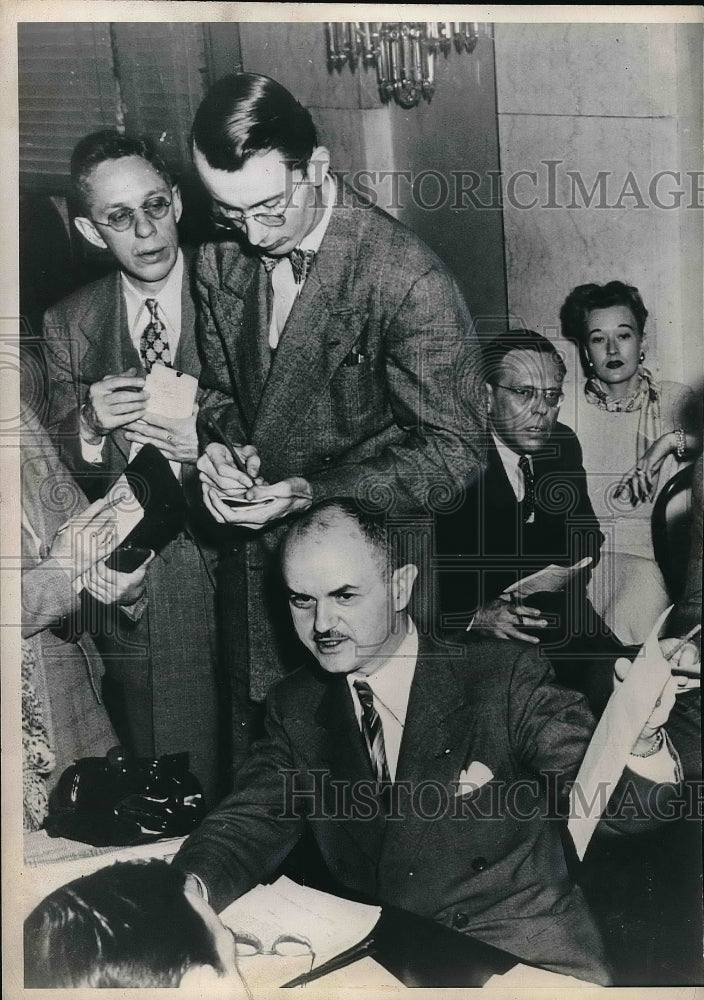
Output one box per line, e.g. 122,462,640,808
325,22,481,109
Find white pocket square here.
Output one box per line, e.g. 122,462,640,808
455,761,494,796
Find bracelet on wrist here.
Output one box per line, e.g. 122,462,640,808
674,426,686,460
631,728,664,758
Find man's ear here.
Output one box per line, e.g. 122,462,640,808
74,216,108,250
305,146,330,188
391,563,418,612
171,183,183,224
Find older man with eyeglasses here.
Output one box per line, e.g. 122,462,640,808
41,130,224,804
434,329,628,714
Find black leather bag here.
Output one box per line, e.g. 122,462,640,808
45,747,206,847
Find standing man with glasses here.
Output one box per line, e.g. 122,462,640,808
189,73,485,769
435,329,626,712
42,131,224,804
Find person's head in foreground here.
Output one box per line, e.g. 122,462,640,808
482,329,567,455
282,499,418,676
24,859,243,989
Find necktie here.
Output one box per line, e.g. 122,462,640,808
261,247,316,284
518,454,535,523
140,299,172,373
354,680,391,784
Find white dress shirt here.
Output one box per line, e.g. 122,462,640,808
81,250,184,470
345,624,418,781
268,174,335,350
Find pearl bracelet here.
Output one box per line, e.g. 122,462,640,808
631,728,664,758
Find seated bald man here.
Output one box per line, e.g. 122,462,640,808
174,498,682,986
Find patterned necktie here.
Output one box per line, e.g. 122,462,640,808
140,299,172,373
354,680,391,784
261,247,316,284
518,454,535,523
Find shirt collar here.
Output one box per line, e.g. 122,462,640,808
121,248,183,336
491,429,533,501
346,621,418,727
298,173,335,254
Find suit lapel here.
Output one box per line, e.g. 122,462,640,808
251,200,366,453
173,250,200,377
313,675,388,864
380,638,477,870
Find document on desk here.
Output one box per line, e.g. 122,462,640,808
222,875,380,964
220,876,399,992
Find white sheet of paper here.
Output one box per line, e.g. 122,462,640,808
502,556,593,599
567,605,673,860
221,875,381,966
143,365,198,420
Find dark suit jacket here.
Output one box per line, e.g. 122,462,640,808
174,634,679,985
41,254,223,802
195,182,486,707
434,425,622,711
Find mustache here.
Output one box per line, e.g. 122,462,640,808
313,629,348,640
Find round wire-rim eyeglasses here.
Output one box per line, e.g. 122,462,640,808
211,177,305,232
91,195,173,232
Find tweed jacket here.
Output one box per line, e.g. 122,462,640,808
175,633,678,985
21,409,117,789
195,184,486,701
41,254,222,801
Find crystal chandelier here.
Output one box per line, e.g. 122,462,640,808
325,22,482,109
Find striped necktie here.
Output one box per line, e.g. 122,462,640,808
354,680,391,784
140,298,172,373
518,454,535,523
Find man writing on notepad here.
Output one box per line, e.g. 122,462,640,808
434,329,627,713
42,131,223,803
174,499,686,986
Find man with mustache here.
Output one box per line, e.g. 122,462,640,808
434,329,626,713
42,131,223,803
174,498,682,986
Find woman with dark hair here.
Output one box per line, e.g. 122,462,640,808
559,280,698,641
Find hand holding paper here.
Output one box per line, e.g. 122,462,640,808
502,556,593,600
567,606,676,860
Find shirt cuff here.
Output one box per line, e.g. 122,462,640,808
80,435,106,464
183,872,209,903
628,730,681,784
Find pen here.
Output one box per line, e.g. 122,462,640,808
280,935,376,988
205,415,252,480
664,623,701,662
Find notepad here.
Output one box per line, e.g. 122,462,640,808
144,365,198,420
502,557,593,599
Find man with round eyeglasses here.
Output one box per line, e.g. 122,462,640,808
189,72,485,770
41,130,224,804
435,328,627,714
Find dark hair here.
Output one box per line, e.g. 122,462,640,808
560,281,648,347
284,498,402,577
70,130,172,214
24,860,223,987
481,329,567,384
191,72,318,173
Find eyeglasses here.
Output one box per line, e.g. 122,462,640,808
494,384,564,407
91,195,173,232
229,929,315,993
211,177,305,231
